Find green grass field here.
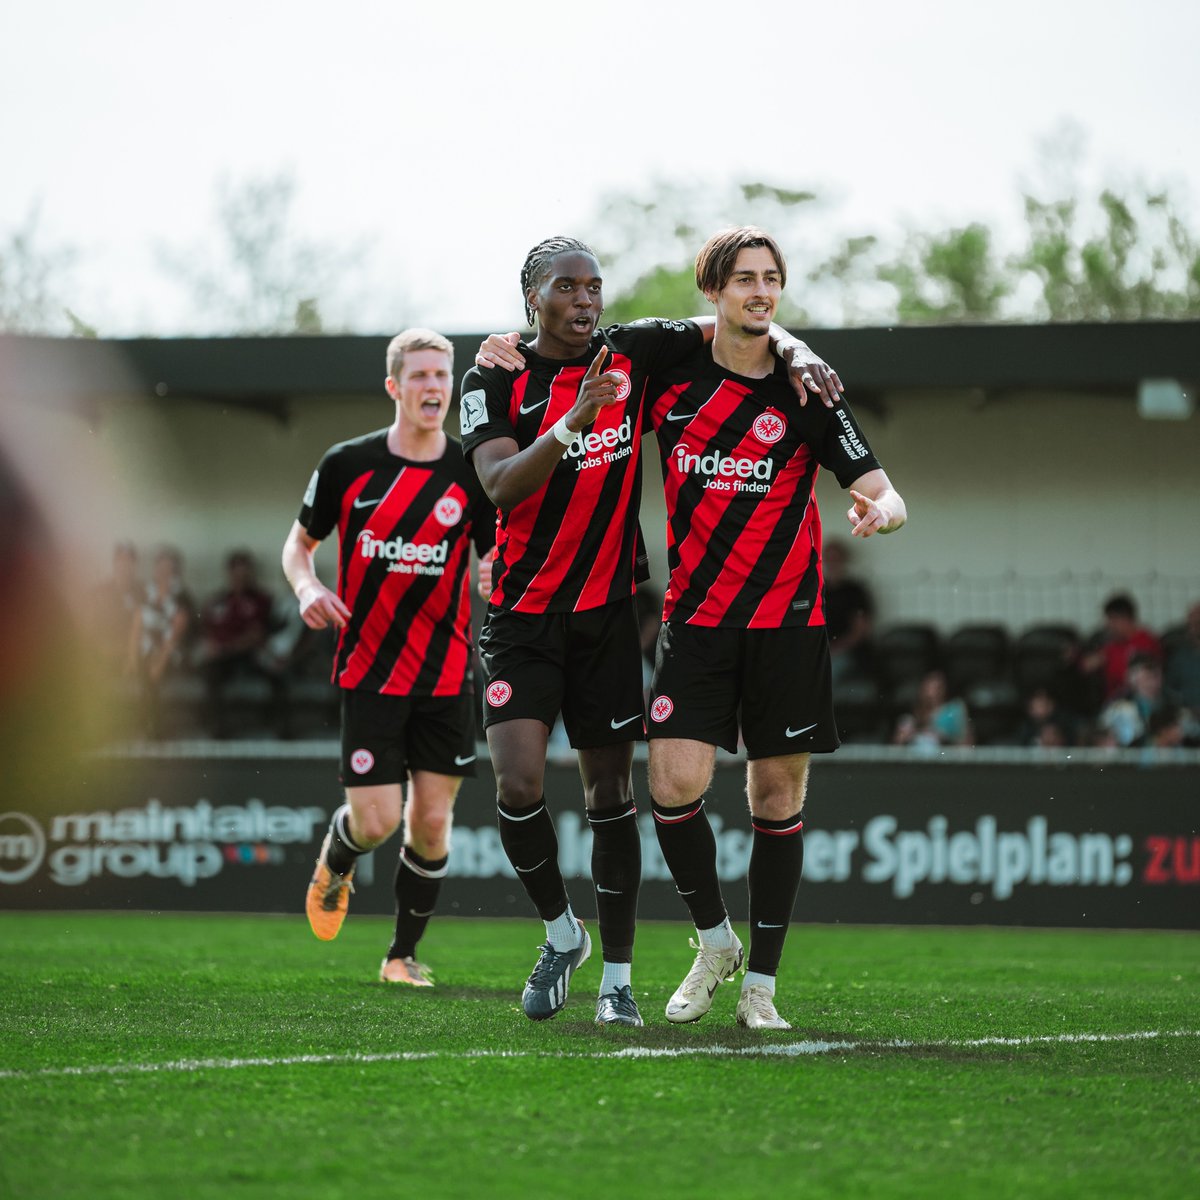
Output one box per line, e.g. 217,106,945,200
1,912,1196,1200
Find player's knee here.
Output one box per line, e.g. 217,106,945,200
351,809,400,846
493,768,543,812
750,793,805,823
583,774,632,811
409,806,452,857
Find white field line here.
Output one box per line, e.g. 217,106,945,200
3,1029,1198,1081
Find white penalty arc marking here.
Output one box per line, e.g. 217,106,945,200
2,1029,1197,1082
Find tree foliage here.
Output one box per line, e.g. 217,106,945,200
158,172,363,335
0,208,75,334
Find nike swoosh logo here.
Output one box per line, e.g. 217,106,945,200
454,754,476,766
610,714,642,730
786,722,818,738
706,981,719,998
353,496,380,509
595,886,622,895
664,409,697,422
518,396,549,414
756,921,785,929
515,858,548,874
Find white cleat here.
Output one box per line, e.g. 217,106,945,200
665,936,744,1024
736,984,792,1030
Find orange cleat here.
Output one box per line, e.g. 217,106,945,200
305,834,355,941
379,956,435,986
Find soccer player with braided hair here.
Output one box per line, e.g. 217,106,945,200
460,236,841,1025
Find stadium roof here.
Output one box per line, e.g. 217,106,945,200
3,321,1198,421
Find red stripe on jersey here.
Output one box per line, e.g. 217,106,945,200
575,355,645,609
383,530,469,694
661,381,751,621
506,373,532,428
338,468,435,689
505,364,624,610
746,465,824,627
738,452,814,627
432,571,473,694
333,471,375,670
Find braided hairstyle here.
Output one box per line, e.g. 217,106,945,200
519,236,597,326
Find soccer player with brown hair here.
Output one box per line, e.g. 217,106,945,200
463,237,840,1024
645,227,906,1030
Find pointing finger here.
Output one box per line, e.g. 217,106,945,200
583,344,610,380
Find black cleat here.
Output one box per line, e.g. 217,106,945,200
595,985,644,1027
521,921,591,1021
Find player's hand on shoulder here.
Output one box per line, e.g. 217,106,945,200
781,342,842,408
475,332,525,372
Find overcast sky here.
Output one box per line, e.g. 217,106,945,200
3,0,1198,335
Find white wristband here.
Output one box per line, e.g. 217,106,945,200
552,416,578,446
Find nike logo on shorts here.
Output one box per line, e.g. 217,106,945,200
454,754,476,766
610,714,641,730
353,496,380,508
519,396,549,414
786,722,818,738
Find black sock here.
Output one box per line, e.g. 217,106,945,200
747,812,805,976
325,805,366,876
651,796,727,930
587,800,641,963
387,846,448,961
497,797,569,921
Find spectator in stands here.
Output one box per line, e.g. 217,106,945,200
128,545,196,738
197,549,289,738
1164,601,1200,710
1096,652,1196,748
892,668,973,751
822,538,877,684
1016,685,1079,748
91,540,144,673
1079,592,1162,706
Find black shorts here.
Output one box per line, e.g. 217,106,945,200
477,598,646,749
647,622,840,759
339,690,478,787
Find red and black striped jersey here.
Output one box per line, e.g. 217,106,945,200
459,320,704,614
647,347,881,629
297,431,495,696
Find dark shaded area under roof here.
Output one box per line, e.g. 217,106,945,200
3,322,1197,422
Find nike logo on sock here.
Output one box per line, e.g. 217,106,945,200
516,858,549,874
785,722,817,738
756,921,785,929
595,886,622,895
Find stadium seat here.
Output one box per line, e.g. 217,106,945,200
1013,624,1081,695
874,623,942,692
833,675,890,743
965,679,1023,745
944,624,1011,693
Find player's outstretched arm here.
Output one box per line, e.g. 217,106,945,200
282,521,351,629
845,469,907,538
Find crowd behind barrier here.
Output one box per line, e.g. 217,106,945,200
89,541,1200,751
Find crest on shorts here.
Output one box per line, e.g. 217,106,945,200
487,681,513,707
650,695,674,723
752,410,786,445
607,368,632,401
434,496,463,526
350,748,375,775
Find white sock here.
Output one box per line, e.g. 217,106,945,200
600,961,631,994
545,906,581,951
697,918,737,950
743,971,775,995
